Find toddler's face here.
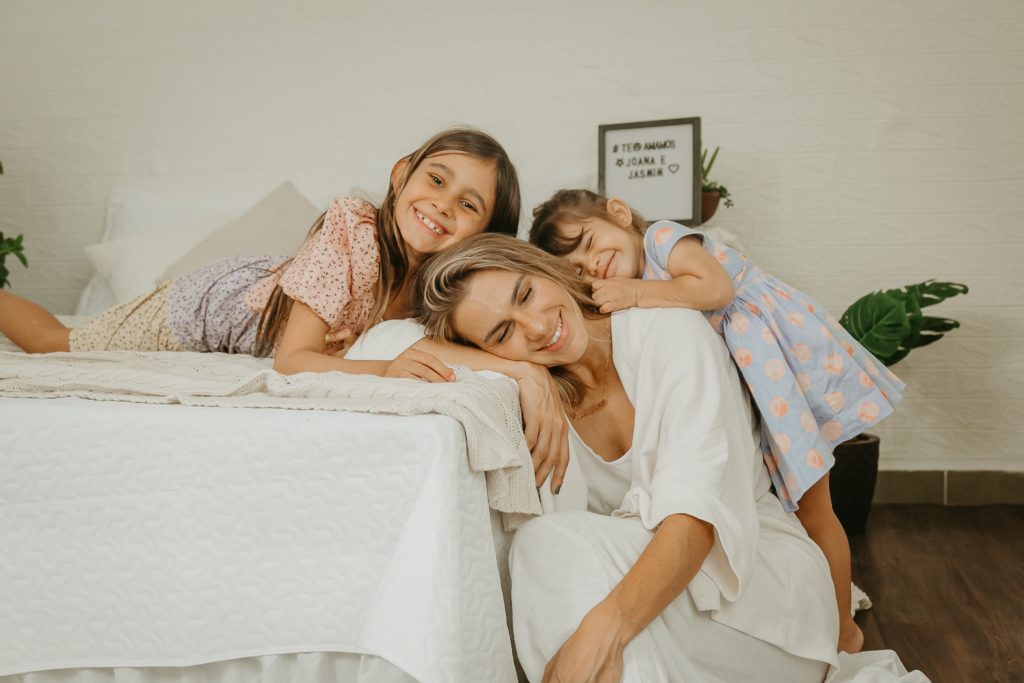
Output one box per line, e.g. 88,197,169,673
556,217,644,283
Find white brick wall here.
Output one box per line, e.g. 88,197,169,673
1,0,1021,472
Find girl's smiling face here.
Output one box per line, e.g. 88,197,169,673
450,268,590,367
555,198,644,282
393,152,498,263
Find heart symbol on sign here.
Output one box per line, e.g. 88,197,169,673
668,164,680,174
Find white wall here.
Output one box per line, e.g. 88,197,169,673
2,0,1022,472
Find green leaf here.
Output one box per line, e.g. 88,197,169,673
15,251,28,267
915,280,969,308
839,292,909,362
911,316,961,349
701,146,720,180
840,280,968,366
0,262,9,289
919,316,960,333
882,347,912,366
899,284,924,351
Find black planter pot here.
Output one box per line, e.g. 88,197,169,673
829,433,880,535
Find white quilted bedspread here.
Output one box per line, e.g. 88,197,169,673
0,342,524,681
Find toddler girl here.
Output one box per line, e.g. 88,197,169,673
530,188,905,653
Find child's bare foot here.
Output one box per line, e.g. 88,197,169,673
839,619,864,653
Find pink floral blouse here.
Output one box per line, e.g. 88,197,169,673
245,196,381,334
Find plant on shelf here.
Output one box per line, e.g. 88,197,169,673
700,146,733,224
0,232,28,289
829,279,969,534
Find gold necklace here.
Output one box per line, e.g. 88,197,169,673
570,319,612,421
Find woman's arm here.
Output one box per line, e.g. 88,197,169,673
591,236,734,313
273,300,453,382
412,337,570,493
542,513,714,683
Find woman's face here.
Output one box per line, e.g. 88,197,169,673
393,152,498,263
450,268,590,367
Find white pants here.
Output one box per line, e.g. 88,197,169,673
510,511,829,683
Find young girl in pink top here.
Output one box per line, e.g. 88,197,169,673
0,128,571,491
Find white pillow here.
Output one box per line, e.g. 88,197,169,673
160,181,318,282
83,216,230,303
75,187,235,315
75,265,120,316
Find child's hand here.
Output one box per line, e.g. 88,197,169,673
384,348,455,382
591,278,641,313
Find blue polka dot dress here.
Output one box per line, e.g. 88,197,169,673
643,220,904,511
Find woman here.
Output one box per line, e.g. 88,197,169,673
414,234,924,683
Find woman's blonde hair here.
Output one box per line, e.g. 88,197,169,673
414,233,601,409
252,127,522,357
528,188,646,256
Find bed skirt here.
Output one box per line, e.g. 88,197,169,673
0,652,416,683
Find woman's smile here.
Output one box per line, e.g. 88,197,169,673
539,311,568,352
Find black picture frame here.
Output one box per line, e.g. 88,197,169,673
598,117,702,226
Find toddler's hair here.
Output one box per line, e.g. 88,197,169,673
529,189,646,256
253,127,521,357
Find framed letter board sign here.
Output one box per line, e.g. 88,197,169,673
598,117,701,225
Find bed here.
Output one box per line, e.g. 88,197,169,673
0,319,535,683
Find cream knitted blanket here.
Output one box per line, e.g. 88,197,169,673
0,348,542,522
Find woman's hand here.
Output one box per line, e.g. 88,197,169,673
591,278,641,314
383,348,455,383
514,363,569,493
543,603,628,683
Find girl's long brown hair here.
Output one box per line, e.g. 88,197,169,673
252,128,521,357
413,233,602,410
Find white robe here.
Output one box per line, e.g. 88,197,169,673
519,308,927,683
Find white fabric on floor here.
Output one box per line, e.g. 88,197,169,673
852,582,873,615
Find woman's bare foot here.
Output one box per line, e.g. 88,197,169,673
839,619,864,653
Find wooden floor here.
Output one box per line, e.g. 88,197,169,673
851,505,1024,683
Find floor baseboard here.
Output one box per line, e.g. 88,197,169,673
874,470,1024,505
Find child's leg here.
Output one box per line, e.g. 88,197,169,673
795,473,864,653
0,290,71,352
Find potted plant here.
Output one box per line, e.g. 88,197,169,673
0,160,28,289
0,232,27,289
829,280,969,534
700,146,734,224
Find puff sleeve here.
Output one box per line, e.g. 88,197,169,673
642,220,707,279
280,197,381,333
